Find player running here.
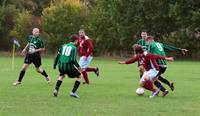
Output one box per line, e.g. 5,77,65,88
13,28,51,86
136,30,168,96
146,36,188,93
119,44,174,98
53,35,83,98
78,29,99,84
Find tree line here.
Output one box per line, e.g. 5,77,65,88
0,0,200,58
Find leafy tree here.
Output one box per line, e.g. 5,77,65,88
0,0,51,16
42,0,85,52
0,5,19,51
85,0,200,56
9,10,33,48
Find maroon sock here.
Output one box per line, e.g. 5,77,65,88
82,71,89,84
85,67,96,72
143,80,155,92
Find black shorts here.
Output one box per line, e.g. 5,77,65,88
24,53,41,68
158,66,167,76
59,64,81,78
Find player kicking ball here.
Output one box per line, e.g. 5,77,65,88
53,35,83,98
119,44,174,98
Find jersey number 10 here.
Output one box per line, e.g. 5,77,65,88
62,46,72,56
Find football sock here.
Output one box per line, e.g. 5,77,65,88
18,70,25,82
72,81,80,93
154,80,166,92
55,80,62,91
82,71,89,84
41,70,48,77
158,76,170,86
143,80,155,92
85,67,96,72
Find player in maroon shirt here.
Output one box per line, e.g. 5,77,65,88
119,44,174,98
78,29,99,84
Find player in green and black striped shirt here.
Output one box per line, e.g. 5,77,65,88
147,36,188,96
13,28,51,86
137,31,148,51
53,35,83,98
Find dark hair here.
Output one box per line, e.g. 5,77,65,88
132,44,143,54
141,29,150,35
69,34,79,42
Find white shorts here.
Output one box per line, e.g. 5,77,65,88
140,69,159,82
79,55,93,69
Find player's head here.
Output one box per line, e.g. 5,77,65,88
194,28,200,38
141,30,149,40
146,35,154,44
32,28,40,37
79,29,85,37
69,34,79,45
132,44,144,56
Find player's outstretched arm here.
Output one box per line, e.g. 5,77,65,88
21,43,29,55
119,56,138,64
119,61,126,64
163,43,188,55
165,57,174,62
181,49,188,55
163,43,182,52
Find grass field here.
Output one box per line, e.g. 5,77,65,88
0,56,200,116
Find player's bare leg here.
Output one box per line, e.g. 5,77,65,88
138,65,145,78
36,67,51,84
13,63,29,86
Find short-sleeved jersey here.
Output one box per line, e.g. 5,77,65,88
137,39,148,51
28,35,44,54
58,43,80,69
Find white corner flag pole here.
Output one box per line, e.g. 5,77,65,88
12,43,15,70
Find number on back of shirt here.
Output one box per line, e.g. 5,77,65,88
62,46,72,56
156,43,163,51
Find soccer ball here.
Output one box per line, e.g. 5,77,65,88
136,87,144,96
29,47,35,53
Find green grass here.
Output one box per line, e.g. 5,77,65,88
0,56,200,116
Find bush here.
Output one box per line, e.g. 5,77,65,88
42,0,85,52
